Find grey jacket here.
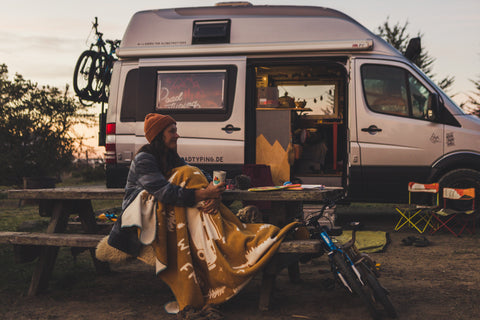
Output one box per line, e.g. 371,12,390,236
122,151,196,210
108,151,202,256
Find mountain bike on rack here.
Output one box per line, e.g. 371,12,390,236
73,17,120,104
302,200,397,319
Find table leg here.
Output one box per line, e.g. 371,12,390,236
259,256,279,311
332,122,338,171
28,200,70,295
76,200,110,274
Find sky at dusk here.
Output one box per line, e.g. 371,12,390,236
1,0,479,155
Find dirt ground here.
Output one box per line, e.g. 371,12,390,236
2,209,480,320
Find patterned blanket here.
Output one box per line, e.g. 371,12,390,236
98,165,297,310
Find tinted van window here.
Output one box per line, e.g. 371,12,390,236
362,65,408,116
156,70,226,111
120,69,138,122
138,65,237,121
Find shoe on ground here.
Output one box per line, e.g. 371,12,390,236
413,236,430,247
177,305,206,320
200,304,224,320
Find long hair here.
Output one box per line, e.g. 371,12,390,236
137,131,182,176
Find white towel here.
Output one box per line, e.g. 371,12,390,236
121,190,157,245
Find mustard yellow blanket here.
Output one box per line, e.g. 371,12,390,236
122,165,297,309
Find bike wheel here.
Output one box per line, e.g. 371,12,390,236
331,252,380,320
359,262,397,318
89,52,111,102
99,55,114,103
89,53,106,100
73,50,97,100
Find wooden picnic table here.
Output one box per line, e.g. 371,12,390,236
6,186,344,297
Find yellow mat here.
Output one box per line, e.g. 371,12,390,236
333,230,389,253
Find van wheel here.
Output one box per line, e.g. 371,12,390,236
438,169,480,210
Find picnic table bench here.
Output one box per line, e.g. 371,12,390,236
3,186,344,310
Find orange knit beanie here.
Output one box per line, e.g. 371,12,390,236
144,113,176,143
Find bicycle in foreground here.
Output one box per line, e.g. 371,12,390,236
73,17,120,104
301,200,397,319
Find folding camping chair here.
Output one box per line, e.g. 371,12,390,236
394,182,439,233
430,187,476,237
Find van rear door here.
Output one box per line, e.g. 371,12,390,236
354,59,444,201
137,56,246,168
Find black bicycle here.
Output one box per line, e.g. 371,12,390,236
73,17,120,104
303,201,396,319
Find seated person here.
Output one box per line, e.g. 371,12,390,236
98,113,297,320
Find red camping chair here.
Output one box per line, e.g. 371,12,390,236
431,187,476,237
394,182,439,234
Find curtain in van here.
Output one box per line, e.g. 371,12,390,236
145,165,297,309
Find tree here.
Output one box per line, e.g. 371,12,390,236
466,76,480,116
376,19,455,92
0,63,95,185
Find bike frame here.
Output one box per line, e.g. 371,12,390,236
317,227,364,291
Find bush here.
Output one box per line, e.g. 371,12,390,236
0,63,95,185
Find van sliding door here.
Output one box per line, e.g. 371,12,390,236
137,56,246,171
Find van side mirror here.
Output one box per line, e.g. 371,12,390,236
427,93,440,121
404,37,421,62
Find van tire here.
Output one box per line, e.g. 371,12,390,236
438,168,480,209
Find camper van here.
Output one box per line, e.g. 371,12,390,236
105,3,480,204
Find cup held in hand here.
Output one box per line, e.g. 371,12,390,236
213,170,226,185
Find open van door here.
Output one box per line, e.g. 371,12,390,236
136,56,247,171
354,59,444,202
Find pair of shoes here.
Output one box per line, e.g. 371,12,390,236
401,236,430,247
177,306,204,320
177,305,224,320
200,304,224,320
413,236,430,247
401,236,416,246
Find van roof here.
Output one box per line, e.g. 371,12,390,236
117,5,400,58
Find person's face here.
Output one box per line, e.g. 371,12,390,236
163,123,179,150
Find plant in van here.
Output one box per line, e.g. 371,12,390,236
377,19,455,92
0,63,95,186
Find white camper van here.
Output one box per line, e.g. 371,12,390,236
105,2,480,204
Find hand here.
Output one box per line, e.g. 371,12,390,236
202,198,221,215
204,181,225,199
195,181,225,203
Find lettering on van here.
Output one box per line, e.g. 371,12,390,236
430,133,440,144
446,132,455,146
156,70,226,110
183,156,224,163
136,41,187,46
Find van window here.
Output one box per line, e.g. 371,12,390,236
408,75,431,120
156,70,226,110
361,64,433,121
138,65,237,121
120,69,138,122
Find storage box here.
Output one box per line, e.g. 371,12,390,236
257,87,279,108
